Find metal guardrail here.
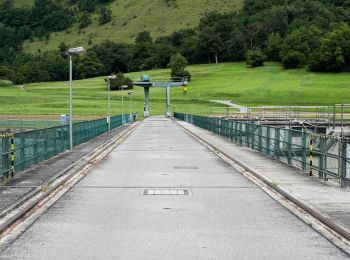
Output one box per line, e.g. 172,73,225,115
175,112,350,188
0,120,60,130
0,114,130,179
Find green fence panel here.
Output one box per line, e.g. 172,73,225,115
0,115,130,179
174,112,350,187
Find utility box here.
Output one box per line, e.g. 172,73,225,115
60,115,70,125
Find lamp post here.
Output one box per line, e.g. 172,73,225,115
121,85,128,124
128,91,134,120
67,47,84,151
106,75,116,132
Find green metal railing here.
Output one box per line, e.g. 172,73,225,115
175,112,350,188
0,120,60,130
0,114,130,179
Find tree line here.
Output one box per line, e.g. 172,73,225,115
1,0,350,84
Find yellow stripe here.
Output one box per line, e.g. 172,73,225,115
310,155,313,160
11,144,14,150
310,144,313,150
11,155,14,161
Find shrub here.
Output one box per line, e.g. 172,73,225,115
246,50,265,68
109,73,133,91
282,51,304,69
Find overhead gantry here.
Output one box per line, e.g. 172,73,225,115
133,75,188,118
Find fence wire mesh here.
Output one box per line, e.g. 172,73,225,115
174,112,350,188
0,115,130,179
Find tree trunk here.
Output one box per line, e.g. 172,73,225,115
214,53,218,64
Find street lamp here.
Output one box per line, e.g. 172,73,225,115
106,75,116,132
67,47,84,150
128,91,134,121
121,85,128,124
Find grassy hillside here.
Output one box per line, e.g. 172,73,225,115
1,62,350,119
19,0,243,53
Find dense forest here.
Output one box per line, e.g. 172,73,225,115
1,0,350,84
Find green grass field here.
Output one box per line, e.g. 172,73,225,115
1,62,350,119
19,0,242,53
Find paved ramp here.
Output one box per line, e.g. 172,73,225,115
0,118,348,259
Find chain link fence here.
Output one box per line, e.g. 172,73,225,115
0,114,130,179
175,112,350,188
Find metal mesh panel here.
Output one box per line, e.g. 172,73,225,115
0,115,129,179
174,112,349,187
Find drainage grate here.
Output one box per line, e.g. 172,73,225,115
173,166,199,170
143,189,189,195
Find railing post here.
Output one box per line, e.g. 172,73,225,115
20,135,25,171
266,126,270,156
275,128,280,159
287,130,292,166
302,131,307,173
1,137,9,178
319,138,326,179
258,124,263,152
340,139,347,188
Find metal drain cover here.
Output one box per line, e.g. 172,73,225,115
143,189,189,195
173,166,199,170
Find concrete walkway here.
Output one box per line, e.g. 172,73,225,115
177,121,350,235
0,124,131,217
0,118,348,259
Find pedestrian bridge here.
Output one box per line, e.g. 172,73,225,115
0,117,349,259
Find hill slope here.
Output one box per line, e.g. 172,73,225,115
18,0,243,53
1,62,350,118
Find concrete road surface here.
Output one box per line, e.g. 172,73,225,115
0,118,348,259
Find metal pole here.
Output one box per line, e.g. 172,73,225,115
107,79,111,132
166,84,171,118
69,54,73,151
144,87,150,117
122,87,124,124
129,94,132,120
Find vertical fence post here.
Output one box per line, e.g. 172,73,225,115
340,139,347,188
275,128,280,159
302,130,307,172
287,130,292,166
1,137,9,178
11,138,14,177
258,124,263,152
309,139,313,176
266,127,270,156
319,138,326,179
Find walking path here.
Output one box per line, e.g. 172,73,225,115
209,100,248,113
0,124,131,218
177,120,350,237
0,117,347,259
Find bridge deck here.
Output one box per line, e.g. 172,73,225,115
0,118,348,259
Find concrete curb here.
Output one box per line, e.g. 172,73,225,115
0,122,139,234
173,119,350,242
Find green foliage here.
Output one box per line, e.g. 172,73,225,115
280,26,322,68
266,33,282,61
98,7,112,25
109,73,133,91
77,50,103,79
163,0,177,8
308,24,350,72
79,12,92,28
246,50,265,68
168,53,191,80
282,51,305,69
